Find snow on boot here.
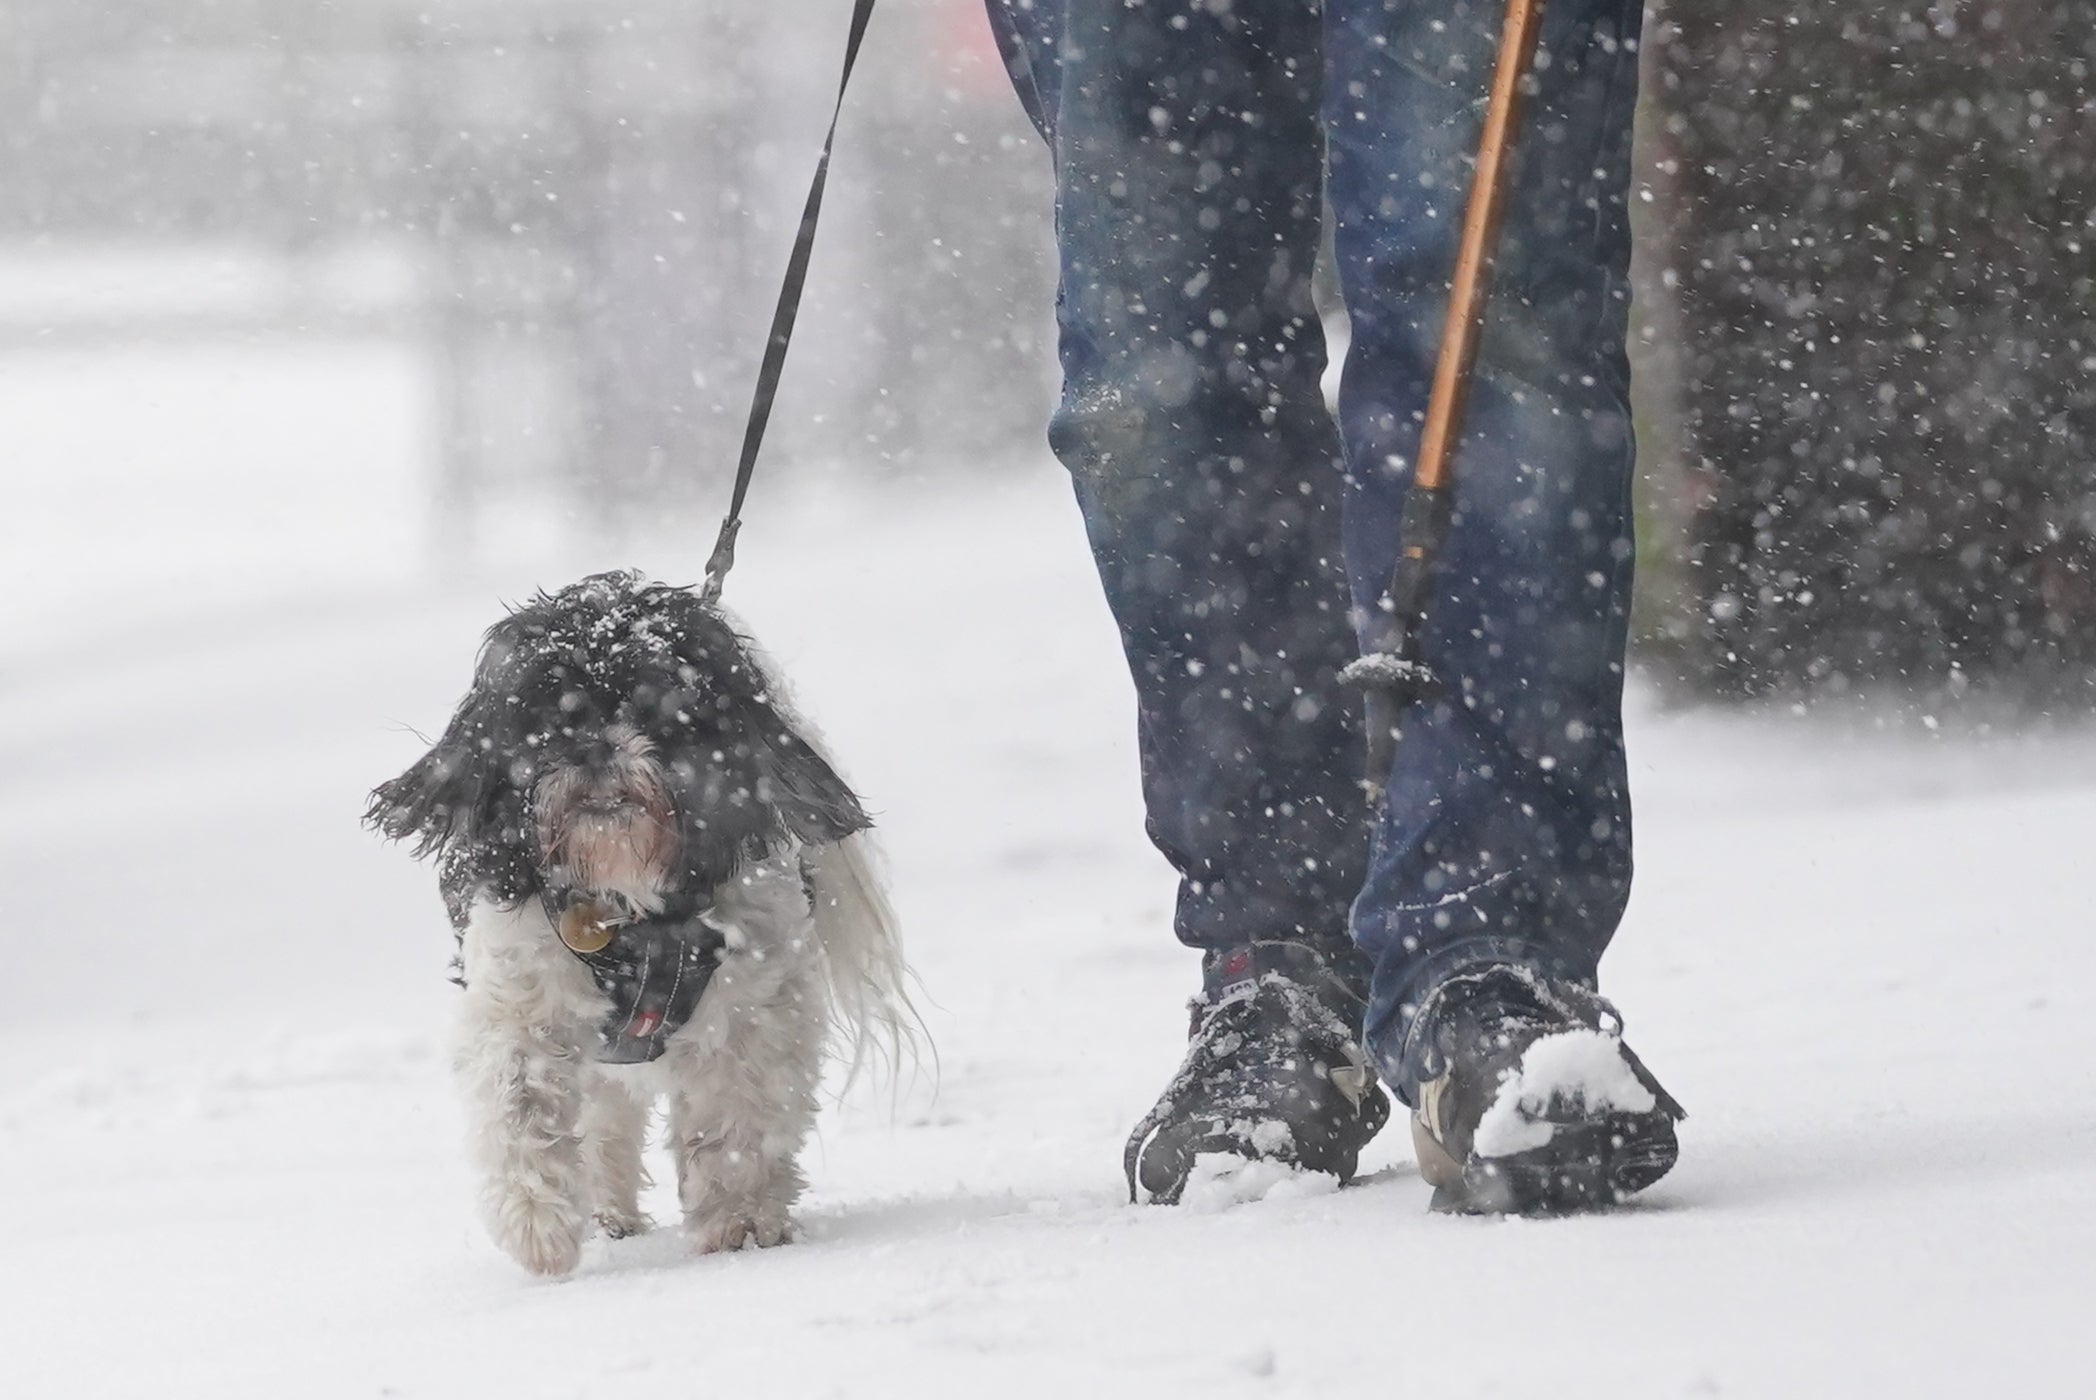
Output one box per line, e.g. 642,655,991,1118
1125,944,1390,1204
1406,965,1685,1215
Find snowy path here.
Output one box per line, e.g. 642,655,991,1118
4,470,2093,1399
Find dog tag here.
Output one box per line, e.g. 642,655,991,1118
559,902,616,955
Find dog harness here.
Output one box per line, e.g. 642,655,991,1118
545,894,727,1064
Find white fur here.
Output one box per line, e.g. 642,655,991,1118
533,723,675,915
452,837,911,1276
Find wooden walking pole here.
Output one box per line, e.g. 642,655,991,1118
1342,0,1552,801
1415,0,1548,495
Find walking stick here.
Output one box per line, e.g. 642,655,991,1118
1342,0,1552,803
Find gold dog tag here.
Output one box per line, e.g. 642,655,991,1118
559,902,616,954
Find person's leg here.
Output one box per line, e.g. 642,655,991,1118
988,0,1364,972
988,0,1392,1200
1321,0,1645,1090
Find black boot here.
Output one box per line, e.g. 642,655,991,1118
1405,965,1685,1215
1125,943,1391,1204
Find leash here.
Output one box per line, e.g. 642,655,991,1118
700,0,881,606
1341,0,1550,803
567,0,882,1049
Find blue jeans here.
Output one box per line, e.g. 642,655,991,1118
989,0,1642,1098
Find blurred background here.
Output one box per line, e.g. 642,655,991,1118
0,0,1054,649
3,0,2091,703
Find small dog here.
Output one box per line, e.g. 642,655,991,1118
367,571,911,1275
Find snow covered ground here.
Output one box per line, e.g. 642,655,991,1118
4,351,2095,1399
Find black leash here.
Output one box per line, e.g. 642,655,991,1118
701,0,881,606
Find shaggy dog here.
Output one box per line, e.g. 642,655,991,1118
367,571,910,1276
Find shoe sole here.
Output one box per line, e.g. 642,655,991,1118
1416,1109,1679,1216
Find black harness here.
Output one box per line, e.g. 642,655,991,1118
543,893,728,1064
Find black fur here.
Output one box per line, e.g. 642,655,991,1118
366,571,870,930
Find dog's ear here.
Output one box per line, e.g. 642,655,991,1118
657,593,872,881
667,720,870,890
365,624,524,860
365,710,497,860
754,724,870,848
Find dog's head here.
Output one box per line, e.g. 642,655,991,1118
366,571,868,915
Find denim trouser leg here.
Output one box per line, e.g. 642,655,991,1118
987,0,1367,972
1323,0,1643,1094
988,0,1641,1079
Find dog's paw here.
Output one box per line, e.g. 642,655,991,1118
690,1210,792,1255
487,1192,587,1278
594,1209,653,1241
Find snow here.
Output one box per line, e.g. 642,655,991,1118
1179,1154,1340,1214
4,359,2096,1398
1472,1029,1659,1160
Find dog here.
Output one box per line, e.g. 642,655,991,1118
367,571,912,1276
